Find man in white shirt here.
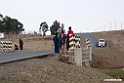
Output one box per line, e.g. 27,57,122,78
57,23,66,34
57,23,66,51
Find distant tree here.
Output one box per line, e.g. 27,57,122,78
2,16,24,34
50,20,60,35
11,19,24,34
0,14,3,20
2,16,12,34
0,14,24,38
40,21,48,36
0,14,24,34
0,14,3,32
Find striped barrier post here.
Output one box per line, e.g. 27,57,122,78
0,41,13,52
86,38,91,49
75,34,80,48
69,34,75,50
69,34,80,50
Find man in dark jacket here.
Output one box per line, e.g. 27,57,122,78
53,32,60,53
19,38,23,50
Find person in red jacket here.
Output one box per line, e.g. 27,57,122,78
66,26,74,50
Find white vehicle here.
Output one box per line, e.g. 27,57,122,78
0,33,4,39
96,39,107,47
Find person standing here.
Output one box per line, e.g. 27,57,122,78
19,38,23,50
57,23,66,34
60,30,66,53
57,23,66,49
53,32,60,53
66,26,74,50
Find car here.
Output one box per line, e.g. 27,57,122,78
96,39,107,47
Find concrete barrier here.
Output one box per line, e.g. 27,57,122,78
74,48,82,66
68,47,92,67
82,47,92,67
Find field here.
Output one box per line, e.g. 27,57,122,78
91,30,124,80
0,35,54,53
91,30,124,69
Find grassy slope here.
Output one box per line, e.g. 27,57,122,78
91,30,124,80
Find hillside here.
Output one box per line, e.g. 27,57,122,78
91,30,124,69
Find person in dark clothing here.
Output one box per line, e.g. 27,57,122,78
19,38,23,50
15,44,19,50
53,32,60,53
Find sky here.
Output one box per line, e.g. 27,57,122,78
1,0,124,34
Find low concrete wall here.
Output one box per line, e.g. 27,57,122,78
69,47,92,67
74,48,82,66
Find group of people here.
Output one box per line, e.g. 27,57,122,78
14,38,23,51
15,23,74,53
53,23,74,53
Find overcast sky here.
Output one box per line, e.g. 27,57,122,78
1,0,124,34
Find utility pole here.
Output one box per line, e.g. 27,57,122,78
121,22,123,35
104,25,106,31
121,22,122,30
111,23,112,30
109,23,112,31
99,27,100,31
115,21,116,30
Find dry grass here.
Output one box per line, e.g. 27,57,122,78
0,54,113,83
91,30,124,68
0,36,54,53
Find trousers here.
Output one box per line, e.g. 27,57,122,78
54,44,60,53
